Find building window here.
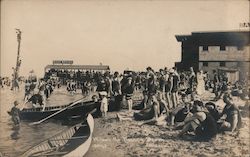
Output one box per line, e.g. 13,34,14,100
203,62,208,67
220,62,226,67
203,46,208,51
220,46,226,51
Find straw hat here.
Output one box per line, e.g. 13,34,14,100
127,76,133,80
99,91,107,96
169,69,175,74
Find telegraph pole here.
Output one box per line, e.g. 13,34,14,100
11,29,22,90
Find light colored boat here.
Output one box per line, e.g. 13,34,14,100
21,114,94,157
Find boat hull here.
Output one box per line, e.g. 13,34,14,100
21,114,94,157
20,100,97,121
63,114,94,157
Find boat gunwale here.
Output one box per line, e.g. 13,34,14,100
21,98,95,113
21,114,93,157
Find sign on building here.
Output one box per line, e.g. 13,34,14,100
53,60,73,65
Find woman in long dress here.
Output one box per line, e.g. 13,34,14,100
196,70,205,95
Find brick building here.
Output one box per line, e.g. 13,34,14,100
175,31,250,82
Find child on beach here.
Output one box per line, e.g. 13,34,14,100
100,91,108,117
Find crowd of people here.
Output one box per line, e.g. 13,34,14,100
0,77,12,88
6,66,249,141
87,66,247,141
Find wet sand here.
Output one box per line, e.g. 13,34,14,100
86,92,250,157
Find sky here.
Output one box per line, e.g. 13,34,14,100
1,0,249,77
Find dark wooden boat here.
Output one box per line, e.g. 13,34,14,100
19,99,97,121
21,114,94,157
18,95,142,121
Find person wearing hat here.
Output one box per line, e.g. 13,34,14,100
219,94,242,132
9,101,21,125
99,91,108,117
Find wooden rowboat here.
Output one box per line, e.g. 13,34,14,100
19,98,98,121
16,95,143,121
21,114,94,157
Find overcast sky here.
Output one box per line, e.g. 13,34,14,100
1,0,249,77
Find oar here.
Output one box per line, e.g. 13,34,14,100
29,99,84,126
20,101,28,110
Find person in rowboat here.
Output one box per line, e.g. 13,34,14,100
24,80,31,101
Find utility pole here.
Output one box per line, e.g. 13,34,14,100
11,29,22,90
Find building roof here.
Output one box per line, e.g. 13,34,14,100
45,64,110,71
176,31,250,45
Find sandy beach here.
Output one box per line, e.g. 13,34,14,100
86,92,250,157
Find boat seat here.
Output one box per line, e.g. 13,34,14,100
70,115,81,119
48,140,56,148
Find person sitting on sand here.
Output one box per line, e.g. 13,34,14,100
133,95,165,121
133,90,148,110
169,94,192,126
156,91,169,116
205,102,220,122
152,95,161,119
219,94,242,132
177,100,207,137
9,101,21,126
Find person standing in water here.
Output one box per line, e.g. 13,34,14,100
9,101,21,126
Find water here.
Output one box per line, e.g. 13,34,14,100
0,85,85,157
